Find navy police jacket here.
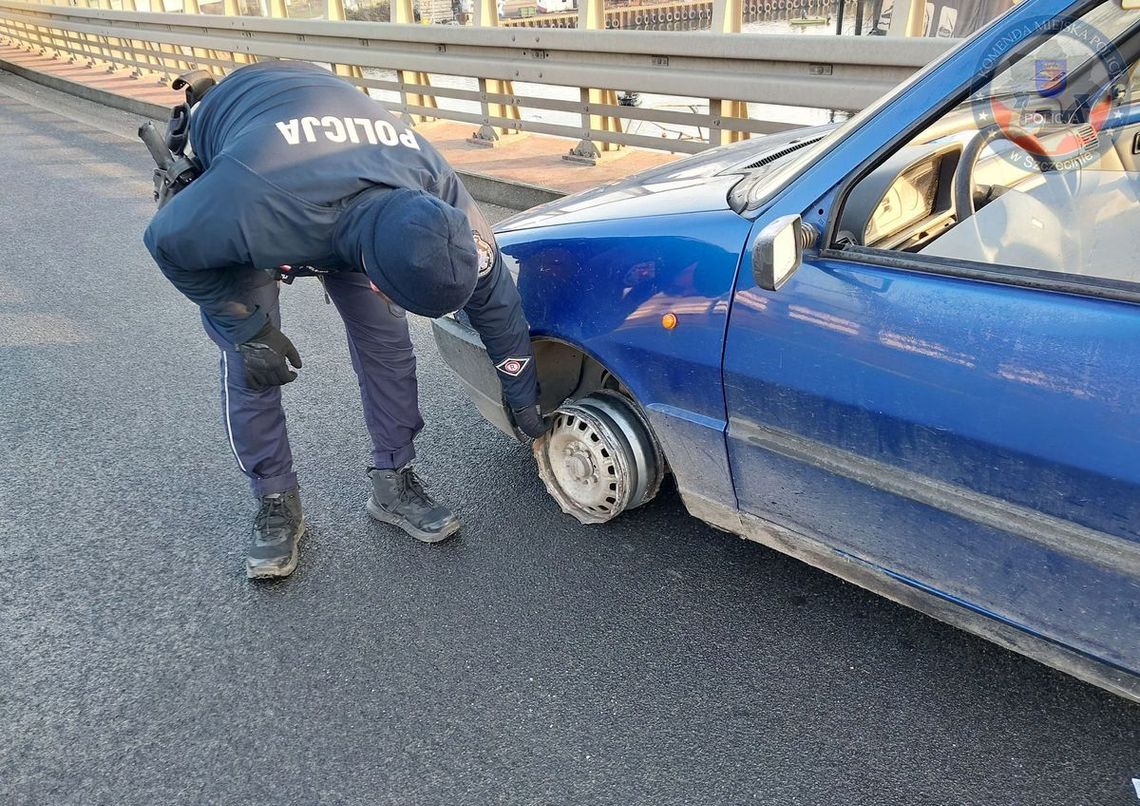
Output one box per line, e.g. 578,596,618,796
143,60,537,408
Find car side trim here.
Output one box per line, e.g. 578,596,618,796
728,416,1140,579
680,488,1140,703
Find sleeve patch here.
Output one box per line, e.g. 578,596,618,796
474,231,495,277
495,357,531,377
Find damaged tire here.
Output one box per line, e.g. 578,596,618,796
533,391,664,525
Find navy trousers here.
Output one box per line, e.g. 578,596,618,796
202,269,423,497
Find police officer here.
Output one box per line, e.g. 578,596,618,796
143,60,548,579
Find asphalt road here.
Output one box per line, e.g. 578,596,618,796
0,70,1137,806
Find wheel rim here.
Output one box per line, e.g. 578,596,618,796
577,391,662,511
533,392,663,525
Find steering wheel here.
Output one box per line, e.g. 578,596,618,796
953,123,1056,219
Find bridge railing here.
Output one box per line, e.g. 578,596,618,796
0,0,956,159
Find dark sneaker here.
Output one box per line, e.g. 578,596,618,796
246,489,305,579
367,466,460,544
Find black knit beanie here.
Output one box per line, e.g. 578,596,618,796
356,188,479,318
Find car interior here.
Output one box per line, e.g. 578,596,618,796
834,0,1140,285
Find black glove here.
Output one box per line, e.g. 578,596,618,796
237,322,302,391
511,404,552,439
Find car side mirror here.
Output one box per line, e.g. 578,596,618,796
752,214,818,291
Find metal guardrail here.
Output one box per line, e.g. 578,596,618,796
0,0,957,157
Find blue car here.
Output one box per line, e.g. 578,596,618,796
434,0,1140,701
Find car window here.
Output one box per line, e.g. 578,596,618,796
1128,59,1140,100
833,0,1140,287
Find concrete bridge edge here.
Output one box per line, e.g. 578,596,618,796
0,55,566,212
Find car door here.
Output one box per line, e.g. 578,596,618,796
722,0,1140,681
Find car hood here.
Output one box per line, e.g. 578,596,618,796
496,124,837,232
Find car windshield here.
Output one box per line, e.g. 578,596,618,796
732,35,970,213
733,0,1126,213
734,98,882,212
986,2,1138,98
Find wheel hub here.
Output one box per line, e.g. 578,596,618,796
563,445,595,484
533,391,664,525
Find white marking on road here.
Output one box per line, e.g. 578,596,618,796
1131,778,1140,799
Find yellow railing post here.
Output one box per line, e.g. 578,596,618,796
122,0,174,80
221,0,253,64
69,0,102,67
885,0,926,36
30,0,65,59
8,3,32,52
468,0,522,146
0,10,19,48
392,0,437,122
95,0,134,72
566,0,623,162
60,7,86,63
20,13,47,55
79,0,112,67
150,0,195,80
179,0,226,72
124,0,164,77
905,0,926,36
325,0,365,88
710,0,748,144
